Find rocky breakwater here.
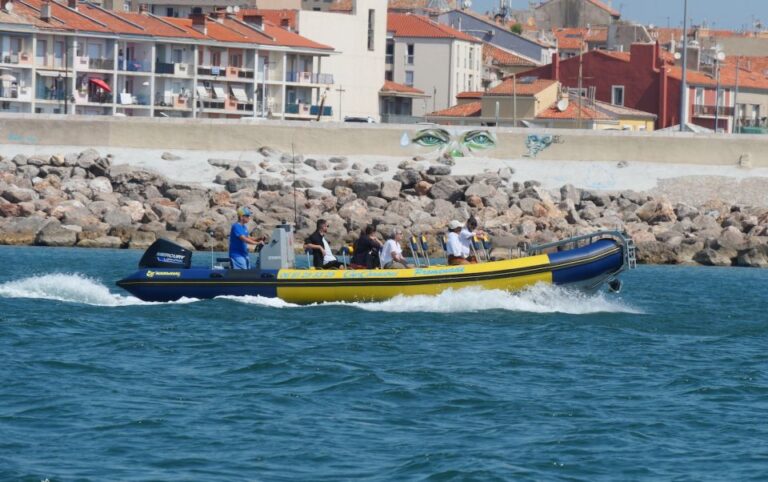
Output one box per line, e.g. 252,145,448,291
1,149,767,268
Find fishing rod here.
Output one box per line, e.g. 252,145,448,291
291,142,298,229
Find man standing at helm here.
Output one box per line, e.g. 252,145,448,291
229,207,266,270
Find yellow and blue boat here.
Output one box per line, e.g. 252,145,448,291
117,225,636,303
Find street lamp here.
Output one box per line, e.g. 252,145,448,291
679,0,688,131
713,48,725,132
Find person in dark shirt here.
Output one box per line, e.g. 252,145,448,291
350,224,384,269
303,219,344,269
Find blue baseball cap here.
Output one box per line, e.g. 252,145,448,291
237,207,252,217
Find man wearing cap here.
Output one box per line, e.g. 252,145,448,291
229,207,266,270
446,219,472,265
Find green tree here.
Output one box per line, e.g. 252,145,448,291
510,23,523,35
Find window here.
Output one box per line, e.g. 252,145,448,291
36,39,47,66
468,46,473,70
611,85,624,106
385,40,394,64
10,37,23,55
406,44,414,65
405,71,413,87
367,9,375,51
385,70,393,81
172,48,183,63
695,87,704,105
166,7,179,17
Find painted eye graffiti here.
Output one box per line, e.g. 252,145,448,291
462,130,496,150
412,129,451,148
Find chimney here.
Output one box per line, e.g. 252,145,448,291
68,0,77,10
190,8,207,35
40,0,51,20
212,7,226,23
552,51,560,81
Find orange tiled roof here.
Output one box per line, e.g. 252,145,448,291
387,12,480,43
536,99,610,120
239,9,297,30
483,42,536,66
381,80,426,95
487,78,557,96
457,91,483,99
5,1,331,50
668,62,768,91
553,27,607,50
429,100,482,117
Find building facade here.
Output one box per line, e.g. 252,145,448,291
0,0,336,120
387,12,482,117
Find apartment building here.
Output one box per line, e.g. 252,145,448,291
386,12,482,117
0,0,336,120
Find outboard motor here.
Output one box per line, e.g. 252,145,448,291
258,224,296,270
139,239,192,269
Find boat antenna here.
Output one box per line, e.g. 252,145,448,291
291,142,298,229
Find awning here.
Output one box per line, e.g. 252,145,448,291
196,86,209,99
36,70,61,78
212,85,226,99
231,87,248,103
0,74,16,82
89,78,111,92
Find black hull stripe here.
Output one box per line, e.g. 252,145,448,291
119,247,622,288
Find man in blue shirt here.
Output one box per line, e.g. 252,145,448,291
229,207,266,269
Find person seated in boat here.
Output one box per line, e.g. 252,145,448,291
229,207,267,270
459,216,484,264
446,219,475,265
303,219,344,270
380,229,410,269
350,224,384,269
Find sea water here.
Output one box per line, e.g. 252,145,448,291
1,245,767,481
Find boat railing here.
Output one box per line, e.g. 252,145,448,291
525,230,637,270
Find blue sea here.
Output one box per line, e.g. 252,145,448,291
1,245,767,481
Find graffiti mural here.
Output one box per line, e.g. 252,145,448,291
524,134,563,158
401,128,496,157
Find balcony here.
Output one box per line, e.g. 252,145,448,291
155,92,191,109
238,68,255,80
285,103,332,117
286,71,334,85
89,58,114,70
2,52,32,65
385,54,393,64
118,59,151,73
0,86,32,101
156,62,190,76
693,104,734,117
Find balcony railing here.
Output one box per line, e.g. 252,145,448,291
385,54,393,64
89,58,114,70
285,103,332,116
286,71,334,84
119,59,151,73
693,104,734,117
2,52,31,64
380,114,425,124
156,62,190,75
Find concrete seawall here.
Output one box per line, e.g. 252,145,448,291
1,114,766,167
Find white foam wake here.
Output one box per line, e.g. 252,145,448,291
342,284,641,314
0,273,198,306
216,295,299,309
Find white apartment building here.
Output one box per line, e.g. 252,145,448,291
386,12,482,117
0,0,336,120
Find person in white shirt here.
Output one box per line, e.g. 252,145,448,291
459,216,484,263
446,220,470,265
380,229,409,269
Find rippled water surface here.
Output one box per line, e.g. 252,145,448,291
2,246,767,481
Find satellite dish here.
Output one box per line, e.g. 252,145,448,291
226,5,233,13
716,51,726,61
462,0,472,9
233,5,240,12
4,1,12,12
674,52,681,60
556,98,569,112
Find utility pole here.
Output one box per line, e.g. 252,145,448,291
578,35,584,129
734,58,740,133
512,73,517,126
335,85,346,120
714,58,721,132
679,0,689,131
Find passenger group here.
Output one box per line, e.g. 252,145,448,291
230,207,485,270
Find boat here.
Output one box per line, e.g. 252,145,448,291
116,225,636,304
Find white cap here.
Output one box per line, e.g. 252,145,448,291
448,220,462,230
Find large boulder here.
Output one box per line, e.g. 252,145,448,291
258,174,284,191
225,177,259,193
379,180,402,201
35,221,77,247
429,178,463,202
2,186,37,203
392,169,421,189
635,199,677,224
77,235,123,248
76,148,101,169
350,178,381,200
305,158,330,171
693,248,733,267
0,216,52,245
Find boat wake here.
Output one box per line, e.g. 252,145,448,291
0,273,197,307
342,285,641,314
226,284,641,314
